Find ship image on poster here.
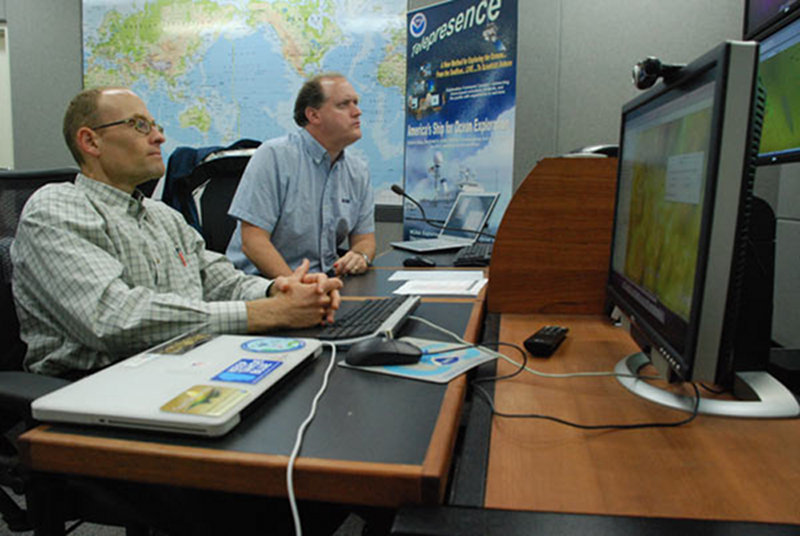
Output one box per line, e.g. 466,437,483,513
403,0,517,239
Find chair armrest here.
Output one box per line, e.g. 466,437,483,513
0,371,70,421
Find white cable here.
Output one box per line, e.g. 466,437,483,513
287,342,337,536
408,315,654,380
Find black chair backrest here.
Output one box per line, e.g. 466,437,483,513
161,139,259,236
0,168,79,371
196,153,254,253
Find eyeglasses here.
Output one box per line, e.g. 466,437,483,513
90,115,164,136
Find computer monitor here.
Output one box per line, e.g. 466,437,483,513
754,9,800,164
744,0,799,39
606,40,799,418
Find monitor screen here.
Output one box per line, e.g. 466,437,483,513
756,11,800,164
744,0,799,39
608,41,769,387
610,72,716,376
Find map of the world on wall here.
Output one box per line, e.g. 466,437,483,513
83,0,406,204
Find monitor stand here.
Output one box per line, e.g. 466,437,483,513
615,353,800,418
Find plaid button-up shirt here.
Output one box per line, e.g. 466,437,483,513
11,174,269,377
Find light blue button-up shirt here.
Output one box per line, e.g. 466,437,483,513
226,129,374,275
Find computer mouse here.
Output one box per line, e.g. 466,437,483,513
403,255,436,267
344,337,423,367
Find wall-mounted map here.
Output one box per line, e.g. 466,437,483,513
83,0,406,203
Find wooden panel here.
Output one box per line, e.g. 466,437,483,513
20,425,429,508
484,314,800,524
488,157,618,314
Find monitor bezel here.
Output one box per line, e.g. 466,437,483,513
743,0,800,40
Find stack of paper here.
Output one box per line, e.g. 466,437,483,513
389,270,487,296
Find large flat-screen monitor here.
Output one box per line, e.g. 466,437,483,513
744,0,799,39
754,9,800,164
607,40,799,418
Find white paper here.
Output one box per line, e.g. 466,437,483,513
393,278,487,296
389,270,485,281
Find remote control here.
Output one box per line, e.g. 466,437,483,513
524,325,568,357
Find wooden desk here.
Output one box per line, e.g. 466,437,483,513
485,313,800,524
19,300,484,518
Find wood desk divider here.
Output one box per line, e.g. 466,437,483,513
488,157,618,314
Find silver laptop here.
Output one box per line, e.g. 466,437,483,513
391,192,499,253
32,332,322,437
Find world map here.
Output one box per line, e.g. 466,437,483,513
82,0,406,203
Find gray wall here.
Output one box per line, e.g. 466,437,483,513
4,0,82,169
5,0,798,345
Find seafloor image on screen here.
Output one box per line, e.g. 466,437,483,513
623,107,712,321
759,29,800,156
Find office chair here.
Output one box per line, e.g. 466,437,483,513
568,144,619,158
0,168,78,530
161,140,259,253
0,168,154,534
196,148,257,253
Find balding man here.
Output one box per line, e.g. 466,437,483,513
226,73,376,278
12,87,342,378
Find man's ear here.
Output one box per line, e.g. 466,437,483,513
76,126,101,159
305,106,321,126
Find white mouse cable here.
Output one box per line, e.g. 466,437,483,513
286,342,337,536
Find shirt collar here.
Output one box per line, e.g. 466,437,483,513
75,173,147,220
299,128,345,167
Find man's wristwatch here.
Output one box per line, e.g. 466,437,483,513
354,251,370,266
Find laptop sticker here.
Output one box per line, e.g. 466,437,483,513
240,337,306,353
161,385,249,417
213,358,283,384
149,332,216,355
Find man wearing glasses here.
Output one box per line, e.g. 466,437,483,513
11,87,343,379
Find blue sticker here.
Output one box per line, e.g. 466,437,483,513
433,357,459,366
241,338,306,353
213,359,282,384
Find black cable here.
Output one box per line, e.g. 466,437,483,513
64,520,85,535
699,383,727,395
405,319,701,430
471,341,701,430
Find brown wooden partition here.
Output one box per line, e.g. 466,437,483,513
487,157,618,314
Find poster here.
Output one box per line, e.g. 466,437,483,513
403,0,517,240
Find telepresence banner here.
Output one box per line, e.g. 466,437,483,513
403,0,517,240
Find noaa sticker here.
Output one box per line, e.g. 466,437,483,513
213,359,282,384
241,338,305,353
409,12,427,38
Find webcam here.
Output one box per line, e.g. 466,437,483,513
632,57,685,90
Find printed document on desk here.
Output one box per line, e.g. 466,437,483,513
390,270,487,296
340,337,496,383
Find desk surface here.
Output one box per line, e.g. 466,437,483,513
20,300,484,509
483,313,800,524
372,248,460,268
